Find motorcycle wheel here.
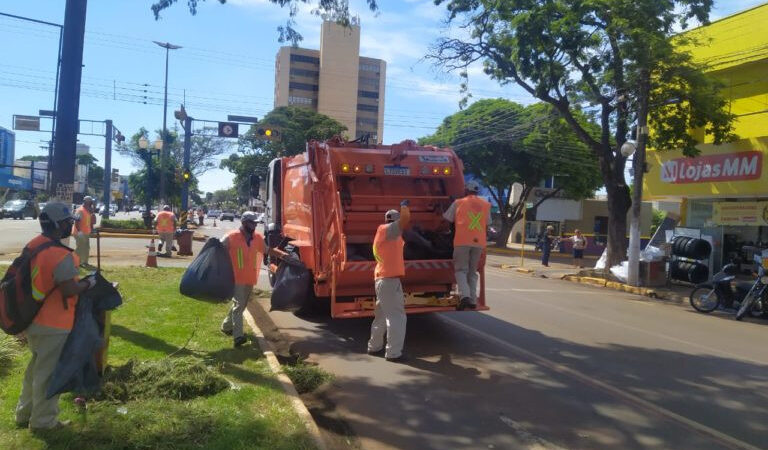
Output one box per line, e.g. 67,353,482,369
736,294,757,321
690,286,720,313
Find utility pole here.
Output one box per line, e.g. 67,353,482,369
153,41,182,205
103,120,113,219
181,115,192,215
627,72,651,287
51,0,87,202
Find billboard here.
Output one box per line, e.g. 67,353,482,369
0,127,14,177
13,160,48,190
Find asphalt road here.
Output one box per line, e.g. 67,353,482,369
250,254,768,450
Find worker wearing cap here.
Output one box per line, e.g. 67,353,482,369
221,211,265,348
443,181,492,310
154,205,177,257
72,196,95,268
15,203,96,431
367,200,410,362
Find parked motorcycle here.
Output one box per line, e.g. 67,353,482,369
735,247,768,321
689,263,753,313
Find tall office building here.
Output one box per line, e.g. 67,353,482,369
274,20,386,144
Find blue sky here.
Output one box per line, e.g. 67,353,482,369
0,0,764,193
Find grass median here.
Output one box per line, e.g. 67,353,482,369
0,267,317,450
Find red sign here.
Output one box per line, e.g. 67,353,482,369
660,151,762,184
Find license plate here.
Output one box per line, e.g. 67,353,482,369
384,165,410,176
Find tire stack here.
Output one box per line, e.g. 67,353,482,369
669,236,711,284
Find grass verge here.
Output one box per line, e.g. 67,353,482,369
0,267,317,450
99,219,147,230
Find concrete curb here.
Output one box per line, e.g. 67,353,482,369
559,275,683,301
244,310,328,450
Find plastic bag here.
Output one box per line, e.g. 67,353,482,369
640,245,664,262
270,256,310,312
594,249,608,270
610,261,629,283
179,238,234,302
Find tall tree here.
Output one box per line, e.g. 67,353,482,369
150,0,378,44
430,0,735,266
220,106,346,195
420,99,601,247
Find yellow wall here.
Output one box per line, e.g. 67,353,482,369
644,4,768,200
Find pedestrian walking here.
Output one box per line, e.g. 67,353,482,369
541,225,555,267
15,202,96,431
154,205,176,257
571,229,587,268
197,209,205,226
72,196,95,268
367,200,411,362
220,212,265,348
442,181,492,310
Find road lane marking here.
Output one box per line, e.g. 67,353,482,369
439,315,759,450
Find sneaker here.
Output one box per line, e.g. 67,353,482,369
385,354,408,363
367,348,384,356
31,420,71,432
233,336,248,348
457,297,472,311
467,302,477,310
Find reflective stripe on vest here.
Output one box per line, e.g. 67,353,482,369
373,224,405,279
27,235,79,330
226,229,265,285
156,211,175,233
454,195,491,247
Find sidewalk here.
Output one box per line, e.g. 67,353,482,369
486,249,691,305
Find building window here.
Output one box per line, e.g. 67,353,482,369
290,54,320,64
290,82,319,92
289,96,314,106
357,118,378,128
357,104,378,113
290,68,319,78
358,90,379,99
358,78,379,90
359,63,379,72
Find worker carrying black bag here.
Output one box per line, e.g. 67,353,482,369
179,238,234,302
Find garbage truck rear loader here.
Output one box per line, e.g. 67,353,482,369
262,138,488,318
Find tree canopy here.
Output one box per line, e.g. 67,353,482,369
420,99,602,246
150,0,378,44
220,106,347,196
431,0,735,264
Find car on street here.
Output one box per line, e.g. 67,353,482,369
220,211,235,221
1,199,39,220
207,209,221,218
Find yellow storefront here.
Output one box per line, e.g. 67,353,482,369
643,4,768,270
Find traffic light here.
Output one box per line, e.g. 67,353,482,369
256,127,279,140
182,169,191,183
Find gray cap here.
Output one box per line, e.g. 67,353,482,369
465,180,481,193
385,209,400,222
83,196,94,203
242,211,258,223
163,204,171,211
41,202,73,223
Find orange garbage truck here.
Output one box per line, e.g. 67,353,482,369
261,138,488,318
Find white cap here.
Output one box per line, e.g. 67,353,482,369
465,180,481,193
385,209,400,222
242,211,258,223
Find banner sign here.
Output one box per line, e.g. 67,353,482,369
660,151,762,184
713,201,768,226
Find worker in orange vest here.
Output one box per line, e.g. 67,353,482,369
15,203,96,431
220,211,265,348
154,205,177,257
443,181,492,310
367,200,410,362
72,196,95,268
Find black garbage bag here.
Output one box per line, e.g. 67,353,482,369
47,272,122,399
179,238,234,302
270,257,311,312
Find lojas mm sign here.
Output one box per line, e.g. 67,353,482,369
660,151,762,184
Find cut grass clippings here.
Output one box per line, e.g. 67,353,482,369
282,360,334,395
0,267,317,450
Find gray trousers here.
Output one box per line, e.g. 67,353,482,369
74,233,90,266
159,232,174,256
368,278,406,359
15,326,69,429
454,245,482,304
221,284,253,339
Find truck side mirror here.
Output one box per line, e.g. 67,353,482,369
249,174,261,199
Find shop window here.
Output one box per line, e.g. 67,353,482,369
593,216,608,246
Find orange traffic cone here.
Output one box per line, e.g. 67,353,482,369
213,217,217,228
145,235,158,268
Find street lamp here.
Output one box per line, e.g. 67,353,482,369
153,41,182,205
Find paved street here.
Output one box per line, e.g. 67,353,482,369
250,254,768,450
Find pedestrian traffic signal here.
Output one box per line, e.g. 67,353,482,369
256,127,279,140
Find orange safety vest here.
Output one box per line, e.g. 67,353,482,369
373,224,405,279
73,206,92,235
454,195,491,247
226,229,265,285
28,235,80,331
156,211,176,233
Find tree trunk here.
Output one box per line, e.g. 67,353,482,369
496,219,514,248
605,183,631,268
